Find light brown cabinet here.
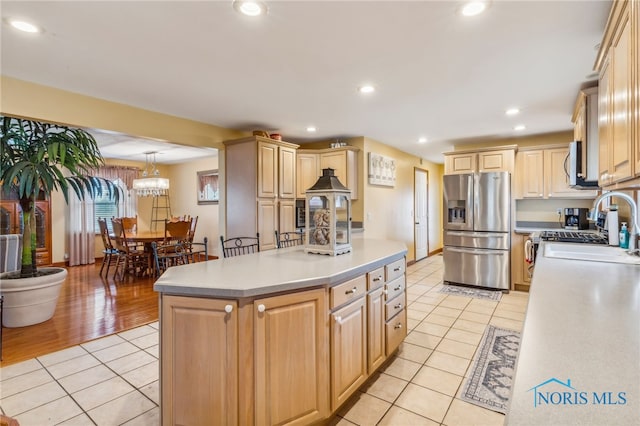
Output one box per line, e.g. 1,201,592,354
297,147,359,199
159,255,406,425
330,295,367,411
255,288,329,425
444,147,516,175
511,234,532,292
161,295,238,426
0,199,51,266
224,136,299,250
515,145,598,199
296,151,320,198
595,0,639,188
367,286,385,373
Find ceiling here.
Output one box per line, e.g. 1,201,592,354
1,1,611,164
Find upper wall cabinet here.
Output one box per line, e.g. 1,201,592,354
443,146,516,175
572,86,599,182
297,147,359,199
224,136,299,250
515,145,598,199
594,0,639,188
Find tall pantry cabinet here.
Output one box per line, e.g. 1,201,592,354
224,136,299,251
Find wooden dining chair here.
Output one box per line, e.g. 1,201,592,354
164,219,191,244
112,218,149,281
120,216,138,233
98,217,119,277
275,230,304,248
219,233,260,258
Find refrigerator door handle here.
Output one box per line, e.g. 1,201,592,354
446,231,508,238
446,247,506,255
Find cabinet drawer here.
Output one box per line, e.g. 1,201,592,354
384,276,405,301
385,293,406,321
330,275,367,309
385,258,405,282
367,267,385,290
385,308,407,355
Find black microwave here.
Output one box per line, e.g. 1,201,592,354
296,206,305,228
568,141,599,189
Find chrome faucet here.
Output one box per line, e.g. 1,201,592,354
590,191,639,254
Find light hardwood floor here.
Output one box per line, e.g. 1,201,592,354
1,262,158,366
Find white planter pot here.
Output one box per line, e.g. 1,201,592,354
0,267,67,328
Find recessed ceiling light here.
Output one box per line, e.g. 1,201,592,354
233,0,268,17
9,19,40,33
358,85,375,94
514,124,526,131
505,108,520,116
418,137,428,144
306,126,317,133
461,1,487,17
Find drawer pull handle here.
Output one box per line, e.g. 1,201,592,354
394,323,403,329
345,287,358,295
257,304,266,313
394,303,402,309
224,304,233,313
373,276,382,282
393,286,401,291
393,267,402,272
335,315,343,325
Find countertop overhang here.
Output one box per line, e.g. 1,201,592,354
507,241,640,425
153,238,408,298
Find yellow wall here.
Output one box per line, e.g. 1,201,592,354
168,156,220,257
1,76,247,148
361,138,444,262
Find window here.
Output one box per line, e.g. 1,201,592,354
94,180,120,233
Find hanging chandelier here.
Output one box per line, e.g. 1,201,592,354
132,151,170,197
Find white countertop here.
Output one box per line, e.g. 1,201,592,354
506,241,640,425
153,238,407,298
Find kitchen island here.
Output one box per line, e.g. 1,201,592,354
154,238,408,426
506,241,640,425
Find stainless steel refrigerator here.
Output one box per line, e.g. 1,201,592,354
443,172,510,290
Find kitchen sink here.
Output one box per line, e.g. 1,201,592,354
543,242,640,265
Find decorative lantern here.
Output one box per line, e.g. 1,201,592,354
305,168,352,256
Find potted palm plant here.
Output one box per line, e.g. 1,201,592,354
0,115,118,327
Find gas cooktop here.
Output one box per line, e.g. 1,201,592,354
539,230,608,245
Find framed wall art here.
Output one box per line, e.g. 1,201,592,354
368,152,396,187
197,169,219,204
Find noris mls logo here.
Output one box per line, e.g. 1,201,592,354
528,378,627,408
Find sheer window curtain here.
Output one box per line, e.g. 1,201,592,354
68,191,96,266
66,166,139,266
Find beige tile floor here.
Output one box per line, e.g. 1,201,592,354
0,255,529,425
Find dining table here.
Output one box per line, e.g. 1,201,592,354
109,230,166,277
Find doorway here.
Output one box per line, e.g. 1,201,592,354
414,168,429,261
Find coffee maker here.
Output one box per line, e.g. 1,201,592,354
564,208,589,230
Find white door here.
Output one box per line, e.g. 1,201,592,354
414,169,428,261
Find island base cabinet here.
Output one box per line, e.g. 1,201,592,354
331,296,367,411
160,295,238,426
254,288,329,426
367,287,385,373
386,307,407,355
